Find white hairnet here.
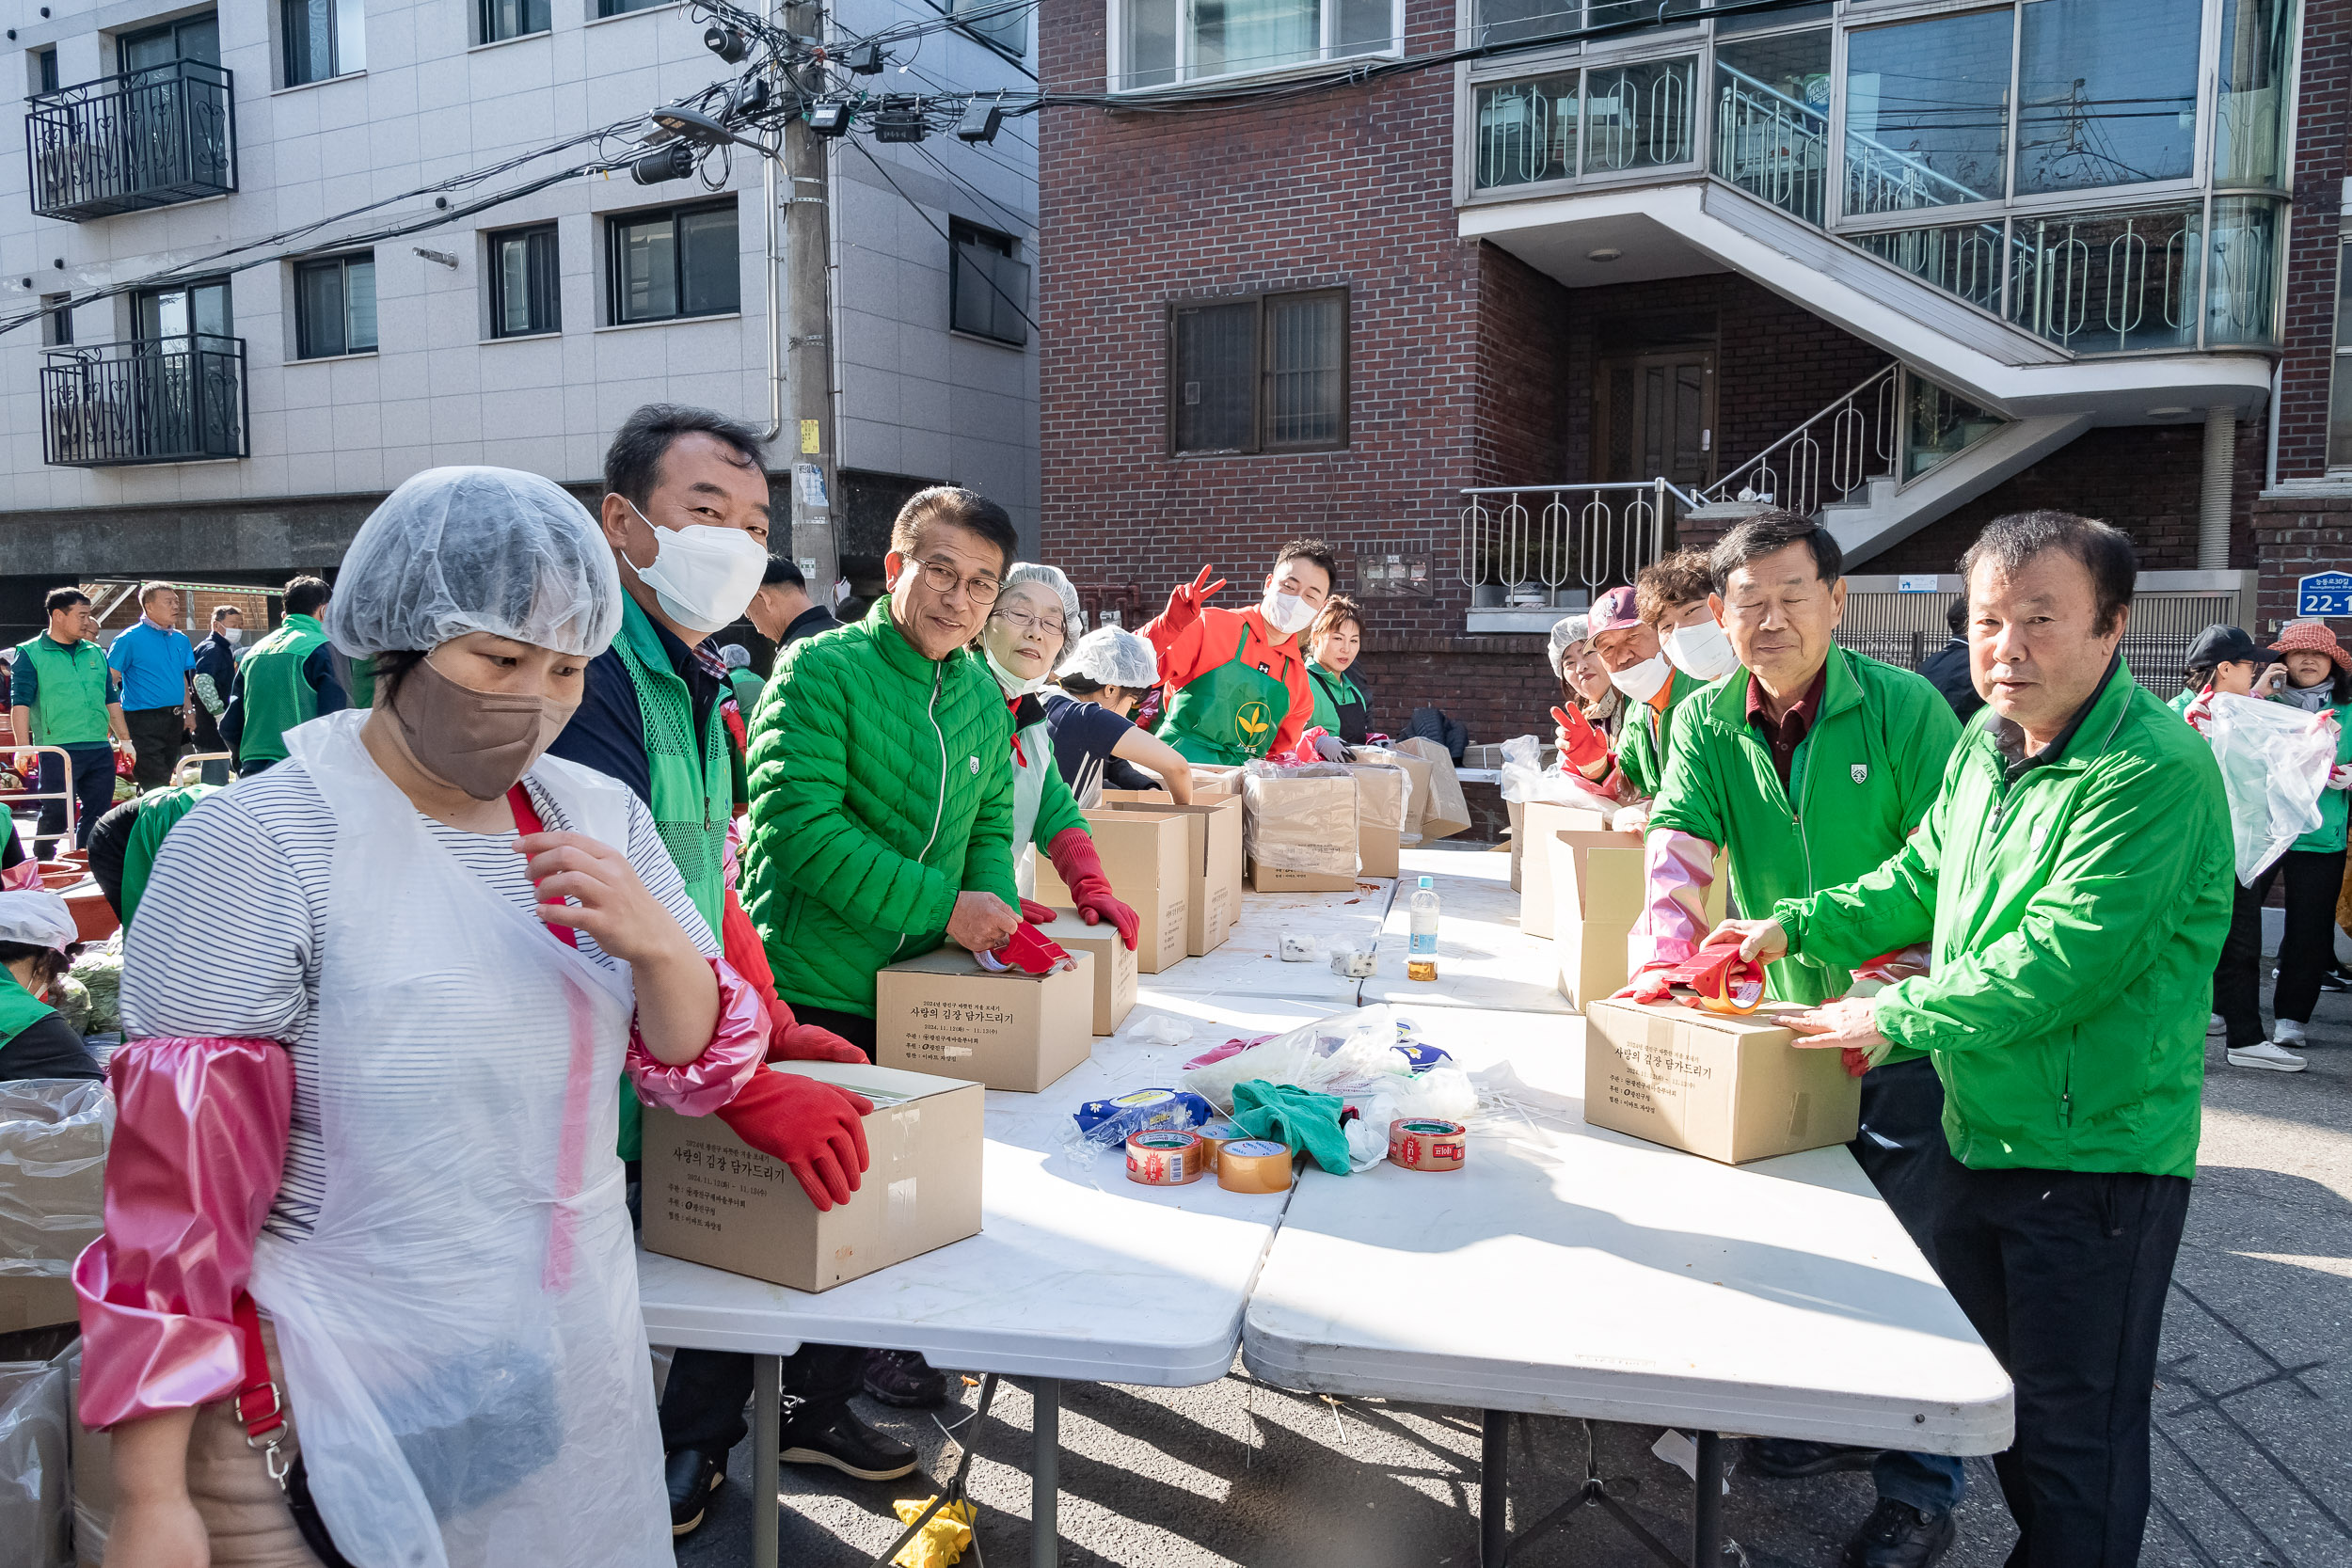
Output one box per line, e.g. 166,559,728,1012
1003,562,1081,628
1548,614,1592,678
0,891,77,952
1059,626,1158,689
720,643,751,669
327,467,624,657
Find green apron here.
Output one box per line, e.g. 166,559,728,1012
120,784,215,926
0,966,54,1050
1163,625,1293,765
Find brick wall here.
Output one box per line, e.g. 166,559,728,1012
2253,495,2352,638
1357,634,1555,745
2275,0,2352,480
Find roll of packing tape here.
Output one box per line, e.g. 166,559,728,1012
1216,1139,1294,1194
1388,1117,1467,1172
1126,1130,1204,1186
1195,1120,1245,1171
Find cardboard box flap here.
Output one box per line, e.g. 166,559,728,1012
1555,830,1645,922
776,1057,984,1101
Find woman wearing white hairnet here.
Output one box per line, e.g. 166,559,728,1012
976,564,1139,947
0,889,100,1081
1549,611,1627,791
1047,626,1195,809
78,467,864,1568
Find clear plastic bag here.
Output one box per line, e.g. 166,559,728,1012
0,1360,71,1568
1498,734,1617,812
0,1080,111,1279
1180,1006,1478,1124
2202,692,2337,884
1241,764,1359,876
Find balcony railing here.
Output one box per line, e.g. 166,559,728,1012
26,59,236,221
1458,480,1687,607
41,336,248,467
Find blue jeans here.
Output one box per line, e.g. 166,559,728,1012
1876,1449,1967,1515
37,744,116,850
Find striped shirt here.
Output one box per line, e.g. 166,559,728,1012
120,758,713,1242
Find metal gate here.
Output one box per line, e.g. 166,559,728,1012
1837,586,2248,696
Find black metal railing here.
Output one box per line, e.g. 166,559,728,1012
40,336,248,467
25,59,236,221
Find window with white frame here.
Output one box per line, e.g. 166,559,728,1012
2330,240,2352,470
1120,0,1396,90
294,253,376,358
283,0,366,86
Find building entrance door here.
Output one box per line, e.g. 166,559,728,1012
1594,351,1716,492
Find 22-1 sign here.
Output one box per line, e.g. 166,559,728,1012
2296,571,2352,617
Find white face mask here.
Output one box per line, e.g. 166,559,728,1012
1610,652,1673,703
220,627,243,645
1262,591,1317,638
1662,618,1739,682
622,499,769,639
982,647,1046,699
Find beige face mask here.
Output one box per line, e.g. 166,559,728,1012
390,657,577,801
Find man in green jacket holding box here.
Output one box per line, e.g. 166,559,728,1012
1712,512,2230,1568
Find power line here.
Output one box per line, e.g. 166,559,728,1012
844,135,1041,339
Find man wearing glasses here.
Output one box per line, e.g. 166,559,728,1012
1145,538,1338,763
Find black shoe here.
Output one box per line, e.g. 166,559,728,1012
779,1407,919,1481
2323,969,2352,993
863,1348,953,1408
1745,1437,1881,1478
1841,1498,1956,1568
664,1448,725,1538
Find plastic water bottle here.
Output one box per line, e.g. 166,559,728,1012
1407,876,1440,982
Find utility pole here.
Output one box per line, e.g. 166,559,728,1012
780,0,839,598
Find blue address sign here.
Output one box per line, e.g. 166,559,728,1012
2297,571,2352,617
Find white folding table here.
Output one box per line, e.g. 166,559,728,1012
1242,1006,2013,1566
1359,850,1575,1015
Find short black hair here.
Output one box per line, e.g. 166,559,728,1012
284,576,331,618
604,404,767,512
763,555,806,591
1274,538,1339,589
1960,511,2136,637
0,939,72,990
1946,596,1968,636
213,605,242,625
1708,511,1843,594
890,486,1019,577
43,587,87,616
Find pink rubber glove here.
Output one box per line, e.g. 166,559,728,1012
1046,826,1140,950
716,1069,875,1211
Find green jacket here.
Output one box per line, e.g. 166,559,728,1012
13,634,117,746
1774,660,2230,1179
742,597,1018,1018
1616,667,1703,800
1650,647,1961,1010
231,614,329,767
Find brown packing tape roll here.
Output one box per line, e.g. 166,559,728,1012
1195,1120,1245,1172
1216,1139,1295,1194
1126,1130,1204,1186
1388,1118,1467,1172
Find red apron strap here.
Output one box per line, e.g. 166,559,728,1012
507,783,580,951
233,1292,286,1443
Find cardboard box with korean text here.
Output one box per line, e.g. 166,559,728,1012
1389,738,1471,839
642,1061,983,1293
1029,908,1136,1035
875,944,1097,1090
1242,771,1359,893
1517,801,1612,935
1581,998,1862,1164
1033,809,1190,973
1098,791,1245,955
1344,762,1407,879
1548,832,1728,1007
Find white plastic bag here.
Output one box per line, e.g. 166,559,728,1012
2202,692,2337,884
0,1081,111,1281
0,1360,70,1568
1498,734,1617,812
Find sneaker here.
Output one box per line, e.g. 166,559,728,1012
863,1348,952,1408
2230,1040,2308,1072
779,1406,919,1481
1842,1498,1956,1568
1744,1437,1880,1478
664,1448,725,1538
2320,969,2352,993
2208,1012,2227,1036
2274,1017,2309,1046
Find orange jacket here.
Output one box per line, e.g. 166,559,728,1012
1142,602,1315,759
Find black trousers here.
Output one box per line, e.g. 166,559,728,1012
2214,845,2346,1047
1927,1162,2192,1568
657,1002,879,1457
123,705,187,792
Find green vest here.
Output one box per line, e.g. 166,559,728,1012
120,784,215,926
236,614,330,767
13,634,114,747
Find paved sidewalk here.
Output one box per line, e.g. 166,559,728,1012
676,987,2351,1568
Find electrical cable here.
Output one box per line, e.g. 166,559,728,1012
842,135,1041,338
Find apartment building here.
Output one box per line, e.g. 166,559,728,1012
1039,0,2334,739
0,0,1040,641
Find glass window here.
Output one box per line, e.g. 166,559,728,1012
608,201,739,325
597,0,671,13
1843,10,2013,216
1475,74,1578,189
2014,0,2199,197
2204,195,2280,346
40,294,73,347
949,220,1030,345
294,255,375,357
2008,204,2201,353
1904,376,2002,481
1168,290,1346,455
1581,57,1694,174
482,0,552,42
1471,0,1575,48
135,277,232,341
284,0,365,86
489,225,561,338
947,0,1027,55
2215,0,2295,187
36,49,57,93
1120,0,1394,88
2330,243,2352,468
1473,56,1693,190
1713,30,1831,225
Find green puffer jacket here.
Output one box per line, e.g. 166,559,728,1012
742,596,1018,1017
1774,659,2231,1180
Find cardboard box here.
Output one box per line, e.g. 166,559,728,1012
1517,802,1613,934
1345,763,1408,879
1582,998,1863,1164
1100,792,1245,955
1248,861,1359,893
0,1276,78,1334
1242,772,1359,892
1364,746,1435,841
1189,766,1244,800
1035,809,1191,974
876,945,1097,1091
1390,738,1471,839
1031,908,1136,1035
1548,832,1728,1007
642,1062,984,1292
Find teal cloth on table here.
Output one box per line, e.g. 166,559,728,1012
1231,1080,1351,1175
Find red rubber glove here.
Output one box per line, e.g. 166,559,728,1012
1019,896,1058,925
716,1069,874,1211
1552,705,1608,771
719,887,863,1063
1160,564,1225,636
772,1020,867,1064
1609,963,1677,1004
1046,826,1139,950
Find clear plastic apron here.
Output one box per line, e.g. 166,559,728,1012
1011,715,1051,900
246,712,668,1568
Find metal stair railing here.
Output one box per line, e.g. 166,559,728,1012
1699,364,1899,517
1457,480,1696,608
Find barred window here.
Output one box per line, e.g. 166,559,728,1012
1168,288,1348,456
